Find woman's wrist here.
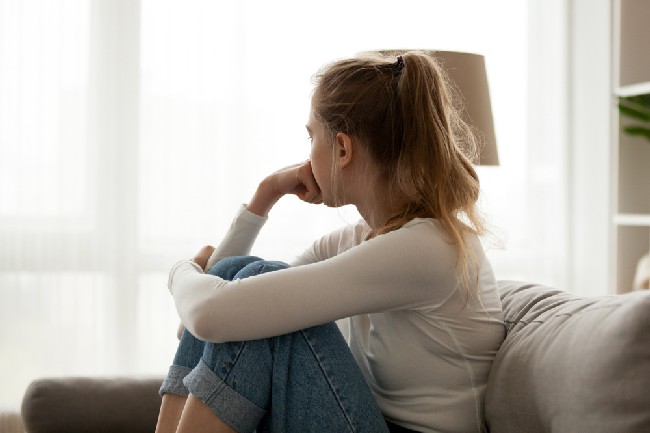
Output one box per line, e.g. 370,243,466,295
246,177,282,217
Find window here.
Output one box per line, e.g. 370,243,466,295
0,0,567,409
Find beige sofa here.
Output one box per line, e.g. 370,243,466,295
21,281,650,433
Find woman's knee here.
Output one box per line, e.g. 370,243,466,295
172,328,208,368
198,338,274,412
206,256,264,279
206,256,289,280
233,260,289,279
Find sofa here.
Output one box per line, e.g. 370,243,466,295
20,281,650,433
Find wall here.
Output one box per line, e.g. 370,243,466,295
568,0,612,295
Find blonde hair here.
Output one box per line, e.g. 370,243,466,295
312,51,485,296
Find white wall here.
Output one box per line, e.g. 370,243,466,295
568,0,612,295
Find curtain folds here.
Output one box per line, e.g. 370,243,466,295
0,0,565,409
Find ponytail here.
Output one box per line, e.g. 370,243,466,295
312,51,486,298
395,52,484,294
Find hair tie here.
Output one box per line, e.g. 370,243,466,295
394,55,405,75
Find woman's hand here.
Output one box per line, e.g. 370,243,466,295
247,160,322,217
270,160,322,203
192,245,215,271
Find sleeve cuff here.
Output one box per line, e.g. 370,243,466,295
237,204,268,226
168,260,204,294
204,205,268,270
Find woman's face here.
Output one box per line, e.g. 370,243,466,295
306,107,336,206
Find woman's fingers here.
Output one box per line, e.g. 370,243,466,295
247,160,321,217
253,160,322,209
310,192,323,204
294,161,322,203
192,245,215,271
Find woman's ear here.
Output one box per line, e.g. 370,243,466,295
335,132,353,169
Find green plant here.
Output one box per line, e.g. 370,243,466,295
618,93,650,142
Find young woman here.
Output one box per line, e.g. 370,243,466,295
155,51,505,433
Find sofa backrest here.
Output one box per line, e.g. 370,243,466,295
486,281,650,433
21,376,163,433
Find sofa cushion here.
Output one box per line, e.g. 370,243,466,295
486,281,650,433
21,376,163,433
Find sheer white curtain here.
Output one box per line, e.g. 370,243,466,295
0,0,568,409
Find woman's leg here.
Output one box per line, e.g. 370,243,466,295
164,256,389,433
176,394,237,433
155,394,190,433
156,311,217,432
256,315,389,432
155,256,275,433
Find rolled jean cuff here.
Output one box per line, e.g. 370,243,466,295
159,365,193,397
183,359,266,433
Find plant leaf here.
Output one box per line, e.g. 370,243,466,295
623,125,650,141
618,103,650,122
628,94,650,106
618,94,650,143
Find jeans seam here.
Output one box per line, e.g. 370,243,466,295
300,328,355,432
184,360,267,431
225,342,246,381
204,341,247,402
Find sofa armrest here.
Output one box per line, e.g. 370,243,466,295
487,281,650,433
21,376,163,433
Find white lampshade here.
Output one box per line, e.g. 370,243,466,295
370,50,499,166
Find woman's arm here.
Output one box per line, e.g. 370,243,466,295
203,160,322,271
247,160,322,217
170,220,461,344
290,218,370,267
203,207,268,271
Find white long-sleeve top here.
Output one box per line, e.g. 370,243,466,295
168,206,505,433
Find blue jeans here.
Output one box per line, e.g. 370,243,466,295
160,256,389,433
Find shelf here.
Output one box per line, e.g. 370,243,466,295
615,213,650,226
619,0,650,88
616,225,650,292
612,0,650,294
616,81,650,97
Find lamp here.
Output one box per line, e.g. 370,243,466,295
370,50,499,165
